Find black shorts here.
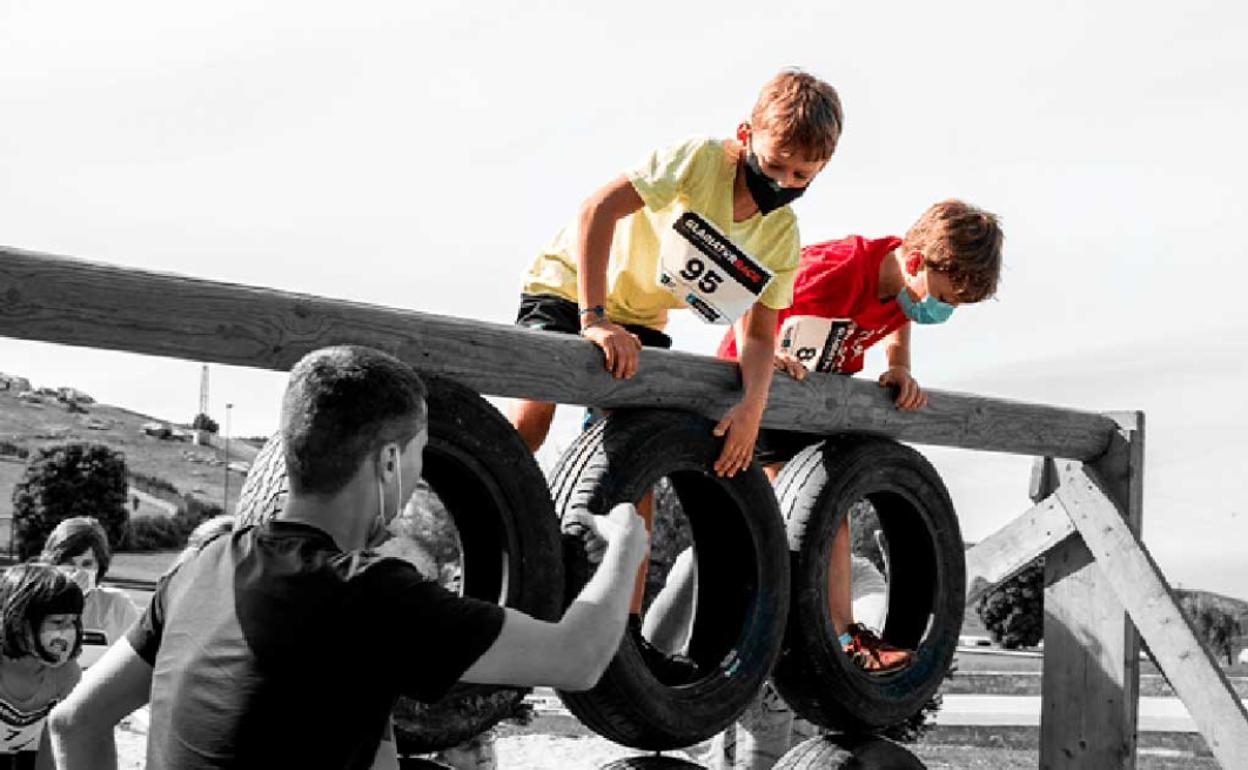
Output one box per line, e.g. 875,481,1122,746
754,428,826,466
515,293,673,349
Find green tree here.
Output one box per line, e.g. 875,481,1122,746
976,558,1044,649
12,442,130,560
1182,594,1244,666
191,413,219,434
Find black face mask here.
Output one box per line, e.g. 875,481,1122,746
743,143,808,215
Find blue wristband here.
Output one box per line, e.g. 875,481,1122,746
579,305,605,318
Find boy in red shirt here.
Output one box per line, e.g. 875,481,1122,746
718,198,1004,670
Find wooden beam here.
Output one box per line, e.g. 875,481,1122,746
1041,414,1145,769
964,491,1075,607
1055,457,1248,768
0,246,1117,459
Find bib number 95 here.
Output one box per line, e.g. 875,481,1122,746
679,257,724,294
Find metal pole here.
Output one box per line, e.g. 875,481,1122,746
223,403,233,512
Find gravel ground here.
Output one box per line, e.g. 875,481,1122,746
110,710,1218,769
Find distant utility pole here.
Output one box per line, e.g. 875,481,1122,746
199,364,209,417
223,402,233,512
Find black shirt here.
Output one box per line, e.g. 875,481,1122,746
129,521,505,769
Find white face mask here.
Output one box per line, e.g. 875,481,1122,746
368,445,403,549
36,616,79,668
59,565,95,595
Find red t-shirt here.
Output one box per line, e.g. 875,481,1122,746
717,235,907,374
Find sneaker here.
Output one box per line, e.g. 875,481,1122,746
631,617,701,685
843,623,914,673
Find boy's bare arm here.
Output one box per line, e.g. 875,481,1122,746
576,174,645,379
713,304,779,477
49,638,154,770
460,503,648,691
878,324,927,410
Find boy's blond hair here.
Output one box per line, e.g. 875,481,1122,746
750,69,843,162
904,199,1004,304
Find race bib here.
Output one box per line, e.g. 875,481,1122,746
0,698,53,753
658,212,773,325
779,315,854,373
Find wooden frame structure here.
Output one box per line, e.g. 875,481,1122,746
2,246,1246,767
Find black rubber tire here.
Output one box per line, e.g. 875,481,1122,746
235,374,563,754
550,409,790,751
599,756,706,768
770,436,963,733
773,734,926,769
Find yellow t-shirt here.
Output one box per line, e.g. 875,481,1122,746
521,136,800,330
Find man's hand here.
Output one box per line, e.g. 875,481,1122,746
565,503,648,565
773,351,808,381
581,322,643,379
711,398,765,478
878,366,928,410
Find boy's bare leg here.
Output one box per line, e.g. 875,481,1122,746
641,546,696,652
508,399,556,453
827,516,854,633
629,491,654,613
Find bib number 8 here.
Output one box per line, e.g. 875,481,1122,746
795,347,817,362
679,257,724,294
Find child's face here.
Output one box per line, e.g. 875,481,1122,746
904,265,961,307
66,550,98,574
37,613,79,667
740,125,828,190
63,550,99,589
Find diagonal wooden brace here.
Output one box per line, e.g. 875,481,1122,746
964,493,1074,608
1055,461,1248,767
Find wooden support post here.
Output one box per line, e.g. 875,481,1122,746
1040,411,1144,769
1055,456,1248,767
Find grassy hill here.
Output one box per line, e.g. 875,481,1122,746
1175,588,1248,621
0,385,263,548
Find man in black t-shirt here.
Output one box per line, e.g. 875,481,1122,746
49,346,648,770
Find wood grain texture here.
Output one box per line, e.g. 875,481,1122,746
1056,458,1248,769
0,246,1116,458
1040,415,1145,770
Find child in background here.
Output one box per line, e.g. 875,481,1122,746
40,517,140,647
0,564,84,769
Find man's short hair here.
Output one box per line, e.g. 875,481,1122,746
750,68,844,162
40,516,112,582
281,346,428,496
904,199,1004,303
0,563,84,660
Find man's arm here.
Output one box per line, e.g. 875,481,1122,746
576,174,646,380
712,303,780,477
877,323,927,410
460,503,648,691
48,638,154,770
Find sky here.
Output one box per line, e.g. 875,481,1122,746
1,1,1246,598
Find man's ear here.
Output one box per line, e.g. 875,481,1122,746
373,443,397,478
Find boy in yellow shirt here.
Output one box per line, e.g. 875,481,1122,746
511,69,844,482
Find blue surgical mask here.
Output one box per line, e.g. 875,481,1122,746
896,288,955,325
